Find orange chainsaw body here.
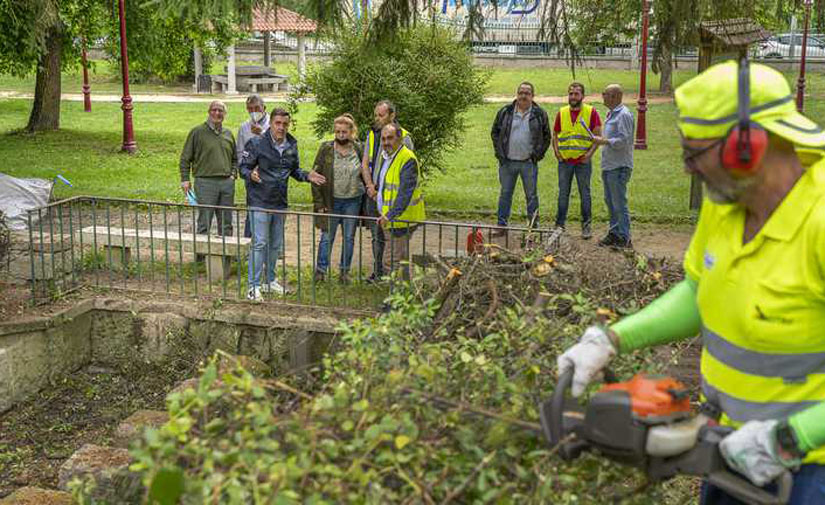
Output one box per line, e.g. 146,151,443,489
599,374,692,419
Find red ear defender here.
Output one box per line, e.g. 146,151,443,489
721,122,768,174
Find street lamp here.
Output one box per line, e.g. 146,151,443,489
635,0,650,150
797,0,814,112
81,40,91,113
117,0,137,153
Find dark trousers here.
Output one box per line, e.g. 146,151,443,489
194,176,234,236
700,464,825,504
497,159,539,227
555,160,592,230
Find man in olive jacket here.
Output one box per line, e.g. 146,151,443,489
180,100,238,236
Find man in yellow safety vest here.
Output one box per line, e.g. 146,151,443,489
360,100,414,282
552,82,602,239
376,123,425,280
557,60,825,503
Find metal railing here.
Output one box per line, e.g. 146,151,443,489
26,196,549,309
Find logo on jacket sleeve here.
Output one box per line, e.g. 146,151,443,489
703,250,715,270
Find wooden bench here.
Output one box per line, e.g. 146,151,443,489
79,226,251,279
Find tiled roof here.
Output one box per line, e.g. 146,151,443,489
700,18,771,46
251,6,317,33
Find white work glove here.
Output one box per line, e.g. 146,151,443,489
556,326,617,397
720,420,791,487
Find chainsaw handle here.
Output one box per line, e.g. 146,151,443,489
545,367,617,446
707,469,792,505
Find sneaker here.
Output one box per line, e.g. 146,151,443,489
366,273,383,284
613,238,633,249
598,234,619,247
339,272,350,285
246,286,263,302
581,225,592,240
314,271,326,283
262,280,286,295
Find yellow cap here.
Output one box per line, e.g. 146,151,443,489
675,60,825,163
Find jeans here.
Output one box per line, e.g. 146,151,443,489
370,221,385,277
316,196,361,274
699,464,825,504
555,160,592,230
602,167,632,241
248,209,285,288
497,159,539,227
194,176,234,236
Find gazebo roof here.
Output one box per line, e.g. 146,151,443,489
251,7,317,33
700,18,771,47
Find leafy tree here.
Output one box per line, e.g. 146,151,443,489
0,0,278,133
295,24,488,176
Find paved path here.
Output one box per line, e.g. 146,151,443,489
0,91,676,104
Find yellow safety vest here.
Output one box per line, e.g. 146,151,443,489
557,105,594,160
380,145,425,229
684,159,825,464
367,127,409,172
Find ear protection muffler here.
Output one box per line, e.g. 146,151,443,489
720,58,768,174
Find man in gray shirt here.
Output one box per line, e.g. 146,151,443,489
593,84,635,248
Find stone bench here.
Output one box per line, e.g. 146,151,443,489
210,74,289,93
79,226,251,279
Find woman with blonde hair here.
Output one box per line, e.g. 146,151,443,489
311,114,365,283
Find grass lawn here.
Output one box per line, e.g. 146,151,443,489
3,92,825,226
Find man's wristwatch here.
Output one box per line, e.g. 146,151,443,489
774,420,805,466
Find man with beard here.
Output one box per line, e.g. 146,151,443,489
556,60,825,504
360,100,414,282
490,81,551,231
552,82,602,239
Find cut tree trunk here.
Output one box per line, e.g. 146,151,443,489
26,23,62,132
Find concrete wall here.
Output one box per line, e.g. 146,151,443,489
0,298,358,413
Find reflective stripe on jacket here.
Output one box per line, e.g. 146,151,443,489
380,145,425,229
557,105,595,160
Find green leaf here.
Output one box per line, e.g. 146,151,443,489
394,435,411,450
148,467,185,505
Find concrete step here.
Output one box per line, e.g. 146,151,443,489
0,487,72,505
113,409,170,448
217,353,271,376
58,444,142,504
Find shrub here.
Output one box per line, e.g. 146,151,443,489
294,25,489,177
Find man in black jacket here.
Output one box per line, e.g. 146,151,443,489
240,108,325,301
490,82,551,230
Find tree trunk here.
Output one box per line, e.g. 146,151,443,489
26,23,62,132
658,44,673,93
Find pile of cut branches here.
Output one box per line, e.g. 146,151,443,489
130,238,697,505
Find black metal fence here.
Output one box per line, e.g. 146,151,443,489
26,196,549,309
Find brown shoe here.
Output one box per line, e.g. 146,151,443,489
339,272,350,285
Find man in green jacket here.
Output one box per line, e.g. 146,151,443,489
180,100,238,236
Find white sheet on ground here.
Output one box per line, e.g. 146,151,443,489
0,173,53,231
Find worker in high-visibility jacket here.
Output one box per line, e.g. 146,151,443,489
360,100,414,282
376,123,425,280
558,60,825,504
552,82,602,239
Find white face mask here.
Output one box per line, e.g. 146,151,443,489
250,111,265,123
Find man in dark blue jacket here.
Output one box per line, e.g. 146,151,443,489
240,108,325,301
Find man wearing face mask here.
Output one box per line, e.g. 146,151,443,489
180,100,237,236
360,100,414,283
237,94,269,165
237,94,269,238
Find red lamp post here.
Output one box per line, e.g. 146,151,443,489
81,41,91,112
797,0,814,112
117,0,137,153
634,0,650,150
